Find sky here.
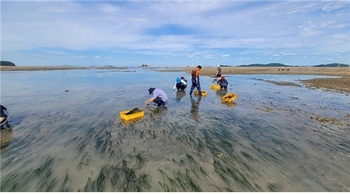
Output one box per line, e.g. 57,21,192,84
1,0,350,67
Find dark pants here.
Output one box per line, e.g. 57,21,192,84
216,74,221,77
176,83,186,90
153,97,166,107
219,82,228,89
190,81,201,95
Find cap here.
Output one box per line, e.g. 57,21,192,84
197,65,202,69
148,87,155,95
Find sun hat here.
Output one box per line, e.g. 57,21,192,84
148,87,155,95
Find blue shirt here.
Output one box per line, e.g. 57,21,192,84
153,88,168,102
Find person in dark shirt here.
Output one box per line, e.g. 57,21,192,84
0,105,9,130
216,65,222,77
217,76,228,89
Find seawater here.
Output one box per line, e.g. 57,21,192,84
1,68,349,191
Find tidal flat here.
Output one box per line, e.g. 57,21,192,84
1,68,349,191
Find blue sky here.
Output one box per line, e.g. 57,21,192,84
1,0,349,67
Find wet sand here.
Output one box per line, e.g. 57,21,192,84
1,68,349,191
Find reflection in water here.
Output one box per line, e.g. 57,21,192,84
0,124,13,150
175,90,186,102
222,101,237,107
190,96,202,122
146,105,168,120
216,88,228,97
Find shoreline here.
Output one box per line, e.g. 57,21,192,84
0,66,127,71
1,66,349,94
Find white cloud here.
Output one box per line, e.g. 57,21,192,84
1,0,349,66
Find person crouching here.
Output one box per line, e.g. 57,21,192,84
146,88,168,107
173,76,187,91
0,105,9,130
217,76,228,89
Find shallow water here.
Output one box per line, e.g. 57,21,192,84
1,69,349,191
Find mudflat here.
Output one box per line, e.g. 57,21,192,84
164,66,350,94
182,66,350,76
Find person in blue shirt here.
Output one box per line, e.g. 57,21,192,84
173,76,187,91
146,88,168,107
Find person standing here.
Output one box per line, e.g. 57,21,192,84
190,65,202,96
146,87,168,107
216,65,222,77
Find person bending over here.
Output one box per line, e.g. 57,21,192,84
0,105,9,130
173,76,187,91
217,76,228,89
146,87,168,107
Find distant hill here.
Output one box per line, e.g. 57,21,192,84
313,63,349,67
238,63,291,67
0,61,16,66
218,65,233,67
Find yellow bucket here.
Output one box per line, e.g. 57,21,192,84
222,93,238,103
211,84,220,90
194,90,208,97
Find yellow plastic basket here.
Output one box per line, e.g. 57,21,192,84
194,90,208,97
211,84,220,90
120,109,145,121
222,93,238,103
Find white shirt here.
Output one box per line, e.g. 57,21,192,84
173,79,187,90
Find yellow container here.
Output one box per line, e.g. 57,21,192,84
211,84,220,90
222,93,238,103
120,109,145,121
121,116,144,124
194,90,208,97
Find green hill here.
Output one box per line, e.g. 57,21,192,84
313,63,349,67
0,61,16,66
